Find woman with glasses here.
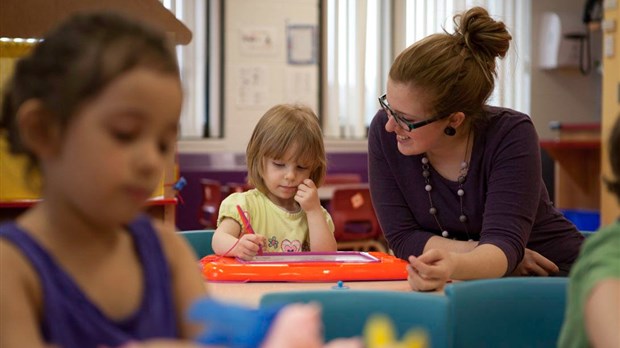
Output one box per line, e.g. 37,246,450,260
368,6,584,291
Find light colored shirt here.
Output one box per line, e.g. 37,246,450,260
217,189,334,252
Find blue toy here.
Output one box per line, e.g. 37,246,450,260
332,280,350,290
172,176,187,191
188,298,284,348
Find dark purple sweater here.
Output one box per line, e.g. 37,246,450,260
368,106,584,274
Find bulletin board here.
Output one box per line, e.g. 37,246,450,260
200,251,409,282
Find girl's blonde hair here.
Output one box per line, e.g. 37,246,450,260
389,6,512,127
246,104,326,194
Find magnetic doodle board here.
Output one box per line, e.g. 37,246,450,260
200,251,408,282
235,251,380,264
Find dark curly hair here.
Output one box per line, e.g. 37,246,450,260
0,11,179,173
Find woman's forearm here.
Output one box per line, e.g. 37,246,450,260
424,235,478,253
450,244,508,279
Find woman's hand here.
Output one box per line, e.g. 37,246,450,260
295,179,321,213
511,248,559,276
233,234,265,260
407,249,455,292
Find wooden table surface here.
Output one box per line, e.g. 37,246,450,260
205,279,414,307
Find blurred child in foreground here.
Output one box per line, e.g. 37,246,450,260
0,11,207,348
558,115,620,348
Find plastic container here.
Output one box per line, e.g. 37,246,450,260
560,209,600,231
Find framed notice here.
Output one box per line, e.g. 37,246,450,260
287,24,317,65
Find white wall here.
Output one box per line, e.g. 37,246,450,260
182,0,320,153
531,0,603,139
178,0,603,153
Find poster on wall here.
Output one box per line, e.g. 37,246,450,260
239,27,277,56
236,65,268,108
286,24,317,65
284,66,318,112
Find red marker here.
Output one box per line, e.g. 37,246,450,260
236,205,262,254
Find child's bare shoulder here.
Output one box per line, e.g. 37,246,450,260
1,238,38,282
0,237,43,310
148,220,193,261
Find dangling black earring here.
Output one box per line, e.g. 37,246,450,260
444,126,456,136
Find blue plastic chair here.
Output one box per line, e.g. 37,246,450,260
178,230,215,258
444,277,569,348
259,290,450,348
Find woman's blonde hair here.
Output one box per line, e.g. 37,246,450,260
389,6,512,127
246,104,327,194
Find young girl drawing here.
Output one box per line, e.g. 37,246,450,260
0,12,207,348
212,104,337,259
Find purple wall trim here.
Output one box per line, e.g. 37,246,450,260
175,152,369,231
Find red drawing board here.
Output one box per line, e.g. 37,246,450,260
200,251,408,282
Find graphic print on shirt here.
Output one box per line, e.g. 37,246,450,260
268,236,279,249
280,239,302,252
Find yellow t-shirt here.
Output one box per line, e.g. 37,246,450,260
217,189,334,252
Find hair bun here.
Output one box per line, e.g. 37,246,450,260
454,6,511,60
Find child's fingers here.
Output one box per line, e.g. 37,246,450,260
250,234,267,247
302,178,316,188
324,338,364,348
238,235,264,254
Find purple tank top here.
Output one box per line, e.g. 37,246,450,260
0,214,177,348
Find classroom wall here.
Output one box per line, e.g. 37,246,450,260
174,1,614,230
179,0,368,155
179,0,328,154
179,0,603,152
530,0,603,140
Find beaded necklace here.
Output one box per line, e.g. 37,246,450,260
421,131,472,240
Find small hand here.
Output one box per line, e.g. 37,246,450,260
295,179,321,213
407,249,454,292
234,234,266,260
261,303,324,348
117,339,208,347
511,248,559,276
260,303,363,348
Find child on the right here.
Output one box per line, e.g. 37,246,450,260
558,115,620,348
212,104,337,259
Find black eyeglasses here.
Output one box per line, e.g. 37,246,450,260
378,94,448,131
